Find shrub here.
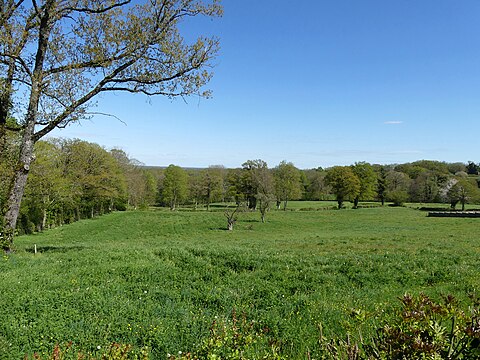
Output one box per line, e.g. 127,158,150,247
320,293,480,359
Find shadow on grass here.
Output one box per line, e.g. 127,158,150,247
25,245,85,254
209,227,227,231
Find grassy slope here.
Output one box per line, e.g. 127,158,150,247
1,206,479,358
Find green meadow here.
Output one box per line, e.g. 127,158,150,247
1,205,479,358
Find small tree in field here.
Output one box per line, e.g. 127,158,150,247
325,166,360,209
224,203,242,231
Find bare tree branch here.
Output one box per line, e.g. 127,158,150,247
63,1,132,14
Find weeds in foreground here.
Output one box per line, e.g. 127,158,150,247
24,342,148,360
169,308,283,360
22,294,480,359
320,293,480,359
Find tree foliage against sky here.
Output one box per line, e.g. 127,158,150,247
0,0,222,250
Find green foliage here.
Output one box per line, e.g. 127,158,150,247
200,166,226,210
466,162,479,175
351,162,377,208
302,169,331,201
369,293,480,359
325,166,360,209
110,149,157,210
409,171,440,203
162,164,189,210
240,160,270,210
385,171,410,206
447,178,480,211
273,161,302,210
320,293,480,360
3,138,161,235
387,190,409,207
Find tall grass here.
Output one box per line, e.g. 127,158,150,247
1,205,479,358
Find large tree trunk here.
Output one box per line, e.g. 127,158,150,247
3,120,36,251
0,58,16,158
2,4,52,251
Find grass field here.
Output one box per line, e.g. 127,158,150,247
1,205,480,358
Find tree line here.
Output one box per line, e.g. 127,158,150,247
158,159,480,214
0,138,158,236
3,138,479,237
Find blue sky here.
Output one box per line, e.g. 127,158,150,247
51,0,480,169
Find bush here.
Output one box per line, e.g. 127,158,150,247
387,190,409,206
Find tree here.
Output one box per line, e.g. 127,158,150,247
409,171,439,203
162,164,188,210
351,162,377,208
375,166,388,206
224,203,242,231
61,139,127,219
201,166,225,211
224,168,244,204
239,160,268,210
447,178,479,211
385,170,410,206
325,166,360,209
0,118,20,216
273,161,302,210
21,140,69,231
188,170,203,210
303,168,330,201
110,149,157,209
252,163,274,223
0,0,221,251
466,161,479,175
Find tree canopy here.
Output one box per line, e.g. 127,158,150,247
273,161,302,210
325,166,360,209
0,0,222,250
